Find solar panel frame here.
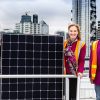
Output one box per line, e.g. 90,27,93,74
1,34,64,100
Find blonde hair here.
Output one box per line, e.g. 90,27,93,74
68,23,81,40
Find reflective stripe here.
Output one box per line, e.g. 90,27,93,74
91,74,96,80
75,41,85,62
74,41,79,62
92,74,96,77
64,40,67,49
91,40,99,80
78,41,85,60
91,65,97,68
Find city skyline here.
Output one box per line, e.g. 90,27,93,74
0,0,100,34
15,14,49,34
0,0,72,34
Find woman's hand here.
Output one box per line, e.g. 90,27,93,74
77,72,83,78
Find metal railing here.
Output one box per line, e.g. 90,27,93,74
0,74,81,100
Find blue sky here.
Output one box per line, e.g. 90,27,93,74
0,0,100,34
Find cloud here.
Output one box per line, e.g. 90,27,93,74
96,0,100,21
0,0,72,34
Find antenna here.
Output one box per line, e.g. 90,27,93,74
25,11,30,15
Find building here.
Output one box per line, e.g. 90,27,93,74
72,0,96,58
33,14,38,23
97,21,100,39
15,13,49,34
39,20,49,35
56,31,66,40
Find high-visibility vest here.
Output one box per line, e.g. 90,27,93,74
64,40,85,74
91,40,99,80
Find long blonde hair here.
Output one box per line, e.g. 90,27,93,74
67,23,81,40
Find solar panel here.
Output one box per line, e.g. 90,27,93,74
1,34,64,100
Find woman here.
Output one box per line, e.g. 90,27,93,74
64,23,86,100
89,40,100,100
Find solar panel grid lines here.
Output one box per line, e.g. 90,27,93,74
1,34,64,100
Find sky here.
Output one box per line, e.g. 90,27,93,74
96,0,100,20
0,0,72,34
0,0,100,34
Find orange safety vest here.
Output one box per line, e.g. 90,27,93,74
64,40,85,74
91,40,99,80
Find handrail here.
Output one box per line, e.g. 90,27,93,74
0,74,77,78
0,74,81,100
76,76,81,100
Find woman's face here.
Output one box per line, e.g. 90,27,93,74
68,26,78,40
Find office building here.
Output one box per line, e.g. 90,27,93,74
33,14,38,23
56,31,66,40
72,0,96,57
97,21,100,39
15,13,49,34
39,20,49,34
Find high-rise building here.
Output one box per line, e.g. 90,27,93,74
97,21,100,39
72,0,96,58
20,22,32,34
15,13,32,34
39,20,49,34
15,14,49,34
15,23,20,33
33,14,38,23
20,13,31,23
90,0,96,41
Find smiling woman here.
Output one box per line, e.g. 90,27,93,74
64,23,86,100
68,24,81,41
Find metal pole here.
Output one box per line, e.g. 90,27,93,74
0,75,76,78
76,76,81,100
65,77,69,100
